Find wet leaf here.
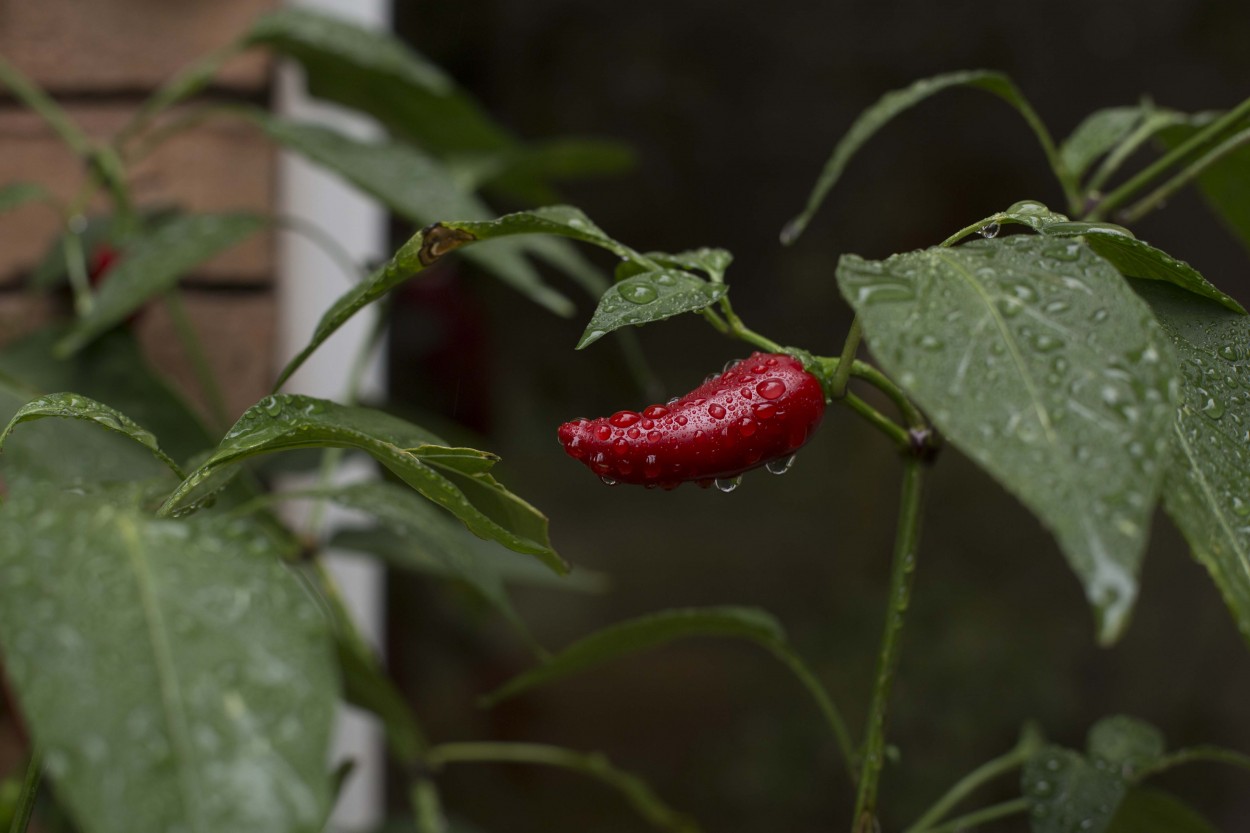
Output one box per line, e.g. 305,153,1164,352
1044,224,1244,314
0,392,184,477
783,69,1063,244
1022,746,1127,833
0,486,337,833
55,213,266,356
839,236,1178,643
1087,715,1166,780
1137,282,1250,648
1160,117,1250,255
577,270,727,349
332,631,424,766
159,395,565,574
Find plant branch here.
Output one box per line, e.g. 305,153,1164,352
853,459,926,832
1087,94,1250,221
1135,744,1250,781
830,316,862,399
765,643,860,786
1119,126,1250,224
115,42,247,148
914,798,1030,833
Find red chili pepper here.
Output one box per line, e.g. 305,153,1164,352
558,352,826,489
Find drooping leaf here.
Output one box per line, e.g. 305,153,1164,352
55,213,266,356
1060,106,1147,183
333,633,424,766
159,395,565,573
1043,223,1244,314
838,236,1178,643
1136,281,1250,647
577,270,728,349
1087,715,1166,780
244,8,512,158
0,392,184,477
273,207,646,388
0,486,337,833
1022,746,1127,833
782,69,1067,244
250,114,573,316
450,137,636,193
1106,788,1218,833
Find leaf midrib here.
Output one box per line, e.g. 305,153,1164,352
118,516,206,833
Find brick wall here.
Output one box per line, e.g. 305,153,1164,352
0,0,279,419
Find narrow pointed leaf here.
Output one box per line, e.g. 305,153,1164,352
577,270,728,349
0,487,337,833
0,392,184,477
783,69,1065,244
55,213,266,356
452,137,636,192
1160,117,1250,255
245,8,511,157
838,237,1178,643
251,114,573,316
1136,282,1250,647
1060,106,1147,182
159,395,565,573
1043,224,1245,314
333,635,423,765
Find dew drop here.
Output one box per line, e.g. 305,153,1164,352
723,358,743,372
979,221,1001,239
641,418,655,429
609,411,640,428
627,426,641,439
644,405,669,418
766,454,797,475
756,380,786,400
647,430,663,443
753,402,777,420
714,476,742,492
675,415,688,426
620,283,658,304
739,418,757,437
644,454,661,478
261,396,283,417
595,425,612,441
655,272,677,286
599,476,618,486
708,403,727,419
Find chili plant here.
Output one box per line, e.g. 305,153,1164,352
1,9,1249,833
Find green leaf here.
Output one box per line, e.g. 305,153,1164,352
0,487,337,833
0,392,184,478
1060,107,1147,183
1106,788,1218,833
273,207,643,388
29,209,180,290
0,182,51,213
838,236,1178,643
986,199,1072,232
160,395,566,573
1136,282,1250,647
1043,224,1245,314
333,634,424,765
577,270,728,349
251,114,574,317
641,248,734,282
55,213,266,356
782,69,1065,244
1022,747,1127,833
244,8,512,158
450,137,636,192
1087,715,1166,779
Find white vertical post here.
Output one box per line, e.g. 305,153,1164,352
274,0,391,829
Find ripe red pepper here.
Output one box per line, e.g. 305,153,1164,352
558,352,826,488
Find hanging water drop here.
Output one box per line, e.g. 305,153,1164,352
766,454,797,475
979,222,1001,239
599,475,618,486
714,476,742,492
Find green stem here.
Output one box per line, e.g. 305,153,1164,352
916,798,1030,833
1135,745,1250,781
1119,126,1250,224
163,291,231,430
852,459,926,832
902,733,1039,833
830,316,862,399
0,56,92,158
62,221,94,317
718,297,786,354
1087,94,1250,221
851,360,926,430
411,779,449,833
938,217,1000,248
844,393,911,452
274,214,368,285
1085,104,1173,195
7,750,41,833
427,742,700,833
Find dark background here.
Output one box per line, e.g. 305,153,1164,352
383,3,1250,831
